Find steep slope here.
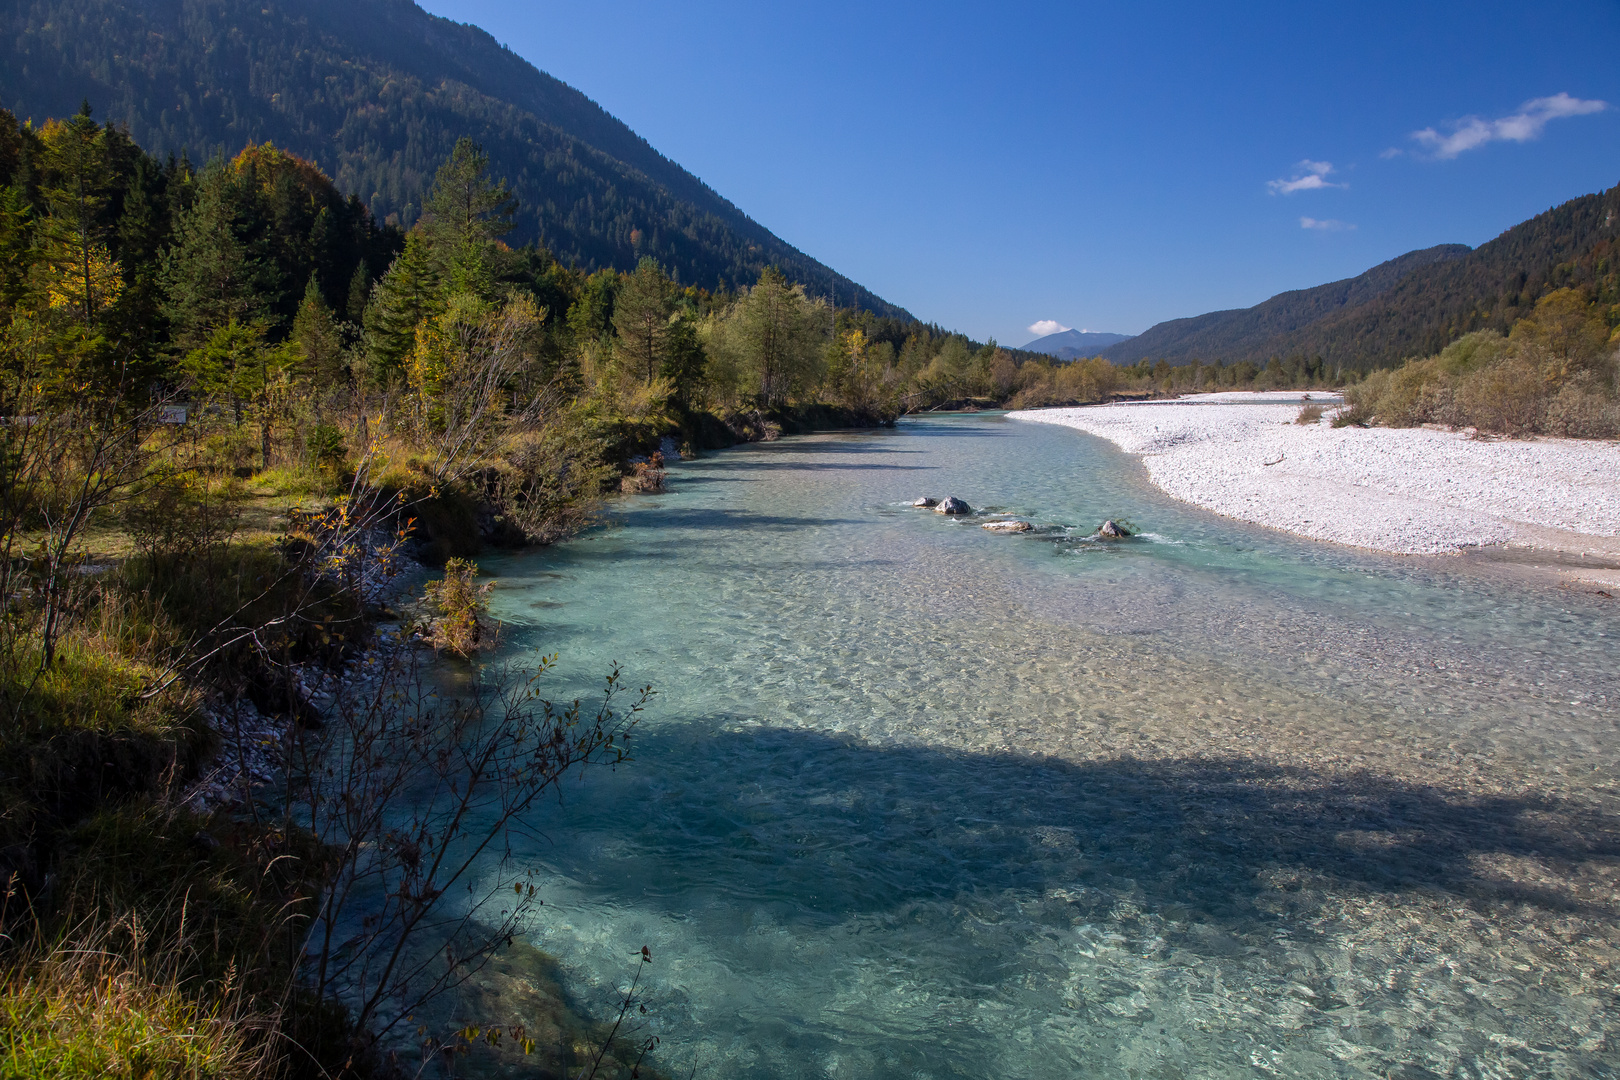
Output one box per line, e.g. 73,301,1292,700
1020,329,1133,359
1101,245,1471,365
0,0,909,316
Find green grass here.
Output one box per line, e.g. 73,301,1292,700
1,955,264,1079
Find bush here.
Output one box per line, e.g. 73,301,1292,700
1295,402,1324,425
1455,353,1546,436
1342,294,1620,439
422,557,494,657
305,424,347,474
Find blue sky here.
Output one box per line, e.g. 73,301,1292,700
419,0,1620,346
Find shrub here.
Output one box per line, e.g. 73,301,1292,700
620,451,666,494
1295,402,1324,425
1456,353,1547,436
305,424,346,474
422,557,494,657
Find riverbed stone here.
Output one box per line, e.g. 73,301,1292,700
935,496,972,515
981,519,1032,532
1096,519,1131,538
912,497,938,508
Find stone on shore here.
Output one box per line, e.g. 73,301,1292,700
935,496,972,515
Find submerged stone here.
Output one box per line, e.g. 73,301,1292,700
981,519,1032,532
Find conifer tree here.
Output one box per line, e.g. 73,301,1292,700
161,164,279,350
291,275,346,387
346,260,373,324
34,105,118,333
363,229,438,380
421,137,514,298
612,256,674,385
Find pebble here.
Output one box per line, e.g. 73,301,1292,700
1011,393,1620,554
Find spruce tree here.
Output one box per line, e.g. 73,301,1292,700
363,230,438,380
291,275,346,387
161,164,279,350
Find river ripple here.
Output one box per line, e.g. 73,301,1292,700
467,413,1619,1079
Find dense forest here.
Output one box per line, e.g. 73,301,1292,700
0,0,910,317
1101,183,1620,370
1101,244,1471,364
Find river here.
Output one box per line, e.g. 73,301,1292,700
470,413,1619,1078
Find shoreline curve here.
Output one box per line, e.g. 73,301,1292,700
1008,393,1620,569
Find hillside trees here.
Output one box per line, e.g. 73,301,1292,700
0,0,912,318
704,268,828,407
1344,288,1619,437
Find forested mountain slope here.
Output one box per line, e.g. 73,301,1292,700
1103,181,1620,369
0,0,910,316
1101,245,1469,364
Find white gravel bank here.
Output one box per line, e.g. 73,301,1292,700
1009,393,1620,555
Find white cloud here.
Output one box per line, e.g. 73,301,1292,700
1027,319,1070,337
1267,160,1344,195
1409,93,1607,159
1300,217,1354,231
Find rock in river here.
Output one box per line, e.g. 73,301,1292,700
1095,519,1131,538
981,519,1032,533
935,496,972,515
912,497,939,508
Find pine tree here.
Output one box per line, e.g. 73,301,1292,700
363,230,438,380
420,137,515,298
34,106,117,333
612,256,674,385
346,260,373,324
291,275,346,387
161,164,279,350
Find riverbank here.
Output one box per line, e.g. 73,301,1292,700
1009,392,1620,563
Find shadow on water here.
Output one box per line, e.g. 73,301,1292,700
606,507,869,531
687,459,935,473
548,727,1620,928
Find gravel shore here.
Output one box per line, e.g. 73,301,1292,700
1010,392,1620,556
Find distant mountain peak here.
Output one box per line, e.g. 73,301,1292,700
1020,328,1135,360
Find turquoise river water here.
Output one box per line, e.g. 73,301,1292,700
467,413,1619,1079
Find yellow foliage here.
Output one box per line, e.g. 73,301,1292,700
43,241,122,319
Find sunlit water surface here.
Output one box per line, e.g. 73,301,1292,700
465,414,1620,1078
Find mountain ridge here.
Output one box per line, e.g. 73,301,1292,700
0,0,911,317
1100,179,1620,368
1019,329,1134,359
1100,244,1472,365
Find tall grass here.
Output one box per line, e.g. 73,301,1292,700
1,919,275,1080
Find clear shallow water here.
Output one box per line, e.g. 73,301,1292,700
470,414,1620,1078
